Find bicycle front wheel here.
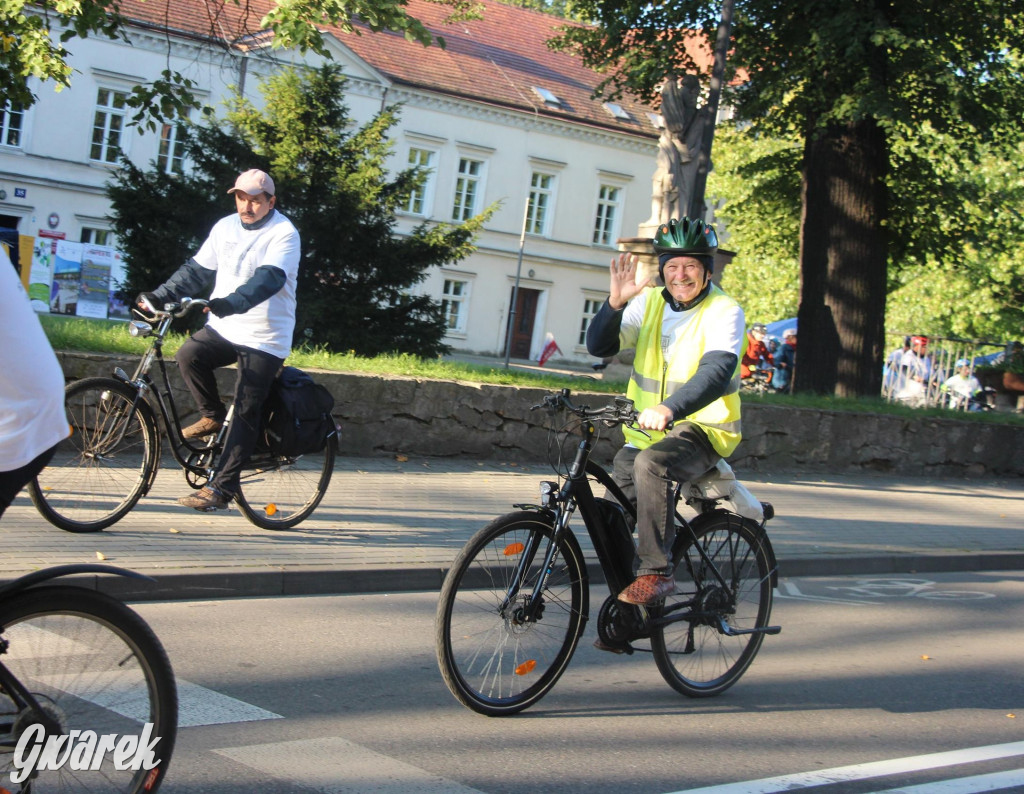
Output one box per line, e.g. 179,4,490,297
235,433,336,529
0,585,177,793
652,512,775,698
28,377,159,532
435,512,588,716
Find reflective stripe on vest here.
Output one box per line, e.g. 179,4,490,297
623,285,742,456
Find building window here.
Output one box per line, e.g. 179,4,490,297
405,147,436,215
1,103,23,147
578,297,603,346
526,171,555,236
81,227,114,246
452,158,482,221
593,185,621,246
90,88,128,163
157,121,187,175
440,278,470,333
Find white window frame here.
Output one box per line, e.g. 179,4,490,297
80,227,114,246
578,294,606,347
451,157,484,221
404,146,438,216
157,118,188,175
526,171,557,237
439,275,472,335
90,87,129,164
593,184,623,246
0,103,24,148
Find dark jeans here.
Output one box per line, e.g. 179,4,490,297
175,326,283,496
0,444,58,519
610,422,720,577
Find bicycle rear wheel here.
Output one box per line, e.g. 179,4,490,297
435,512,588,716
234,433,336,529
0,585,177,793
652,512,774,697
28,378,158,533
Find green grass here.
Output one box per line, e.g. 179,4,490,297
42,313,1024,425
40,314,627,393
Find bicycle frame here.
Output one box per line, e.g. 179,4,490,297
515,398,776,638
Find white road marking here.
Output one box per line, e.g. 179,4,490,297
662,741,1024,794
775,581,873,605
175,679,283,727
869,767,1024,792
214,736,486,793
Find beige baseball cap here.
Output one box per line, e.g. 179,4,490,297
227,168,275,197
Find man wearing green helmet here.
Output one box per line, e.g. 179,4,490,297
586,216,745,607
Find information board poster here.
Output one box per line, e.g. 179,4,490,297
78,244,114,319
51,240,82,315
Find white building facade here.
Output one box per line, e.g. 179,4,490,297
0,0,663,363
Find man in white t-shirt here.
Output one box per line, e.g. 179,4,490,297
137,169,301,511
0,247,70,517
586,217,744,610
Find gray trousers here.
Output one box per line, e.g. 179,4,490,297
610,422,720,576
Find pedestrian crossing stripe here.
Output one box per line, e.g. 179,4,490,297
213,736,486,793
663,741,1024,793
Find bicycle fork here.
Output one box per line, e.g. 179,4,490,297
500,498,577,625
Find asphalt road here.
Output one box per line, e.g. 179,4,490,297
127,570,1024,794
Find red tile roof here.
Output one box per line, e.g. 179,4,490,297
117,0,662,138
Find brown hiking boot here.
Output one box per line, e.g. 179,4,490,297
177,486,231,511
617,574,676,606
182,417,223,439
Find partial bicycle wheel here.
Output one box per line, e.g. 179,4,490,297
0,585,177,793
235,433,336,529
652,512,774,697
435,511,588,716
28,377,159,532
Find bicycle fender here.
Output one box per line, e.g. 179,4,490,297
0,564,155,598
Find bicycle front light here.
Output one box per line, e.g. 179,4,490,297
128,321,153,338
539,481,559,508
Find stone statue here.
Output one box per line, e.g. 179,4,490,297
647,73,709,226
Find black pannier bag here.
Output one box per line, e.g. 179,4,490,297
261,366,336,457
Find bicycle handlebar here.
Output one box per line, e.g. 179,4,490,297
532,389,641,427
135,296,208,321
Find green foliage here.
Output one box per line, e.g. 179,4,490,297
109,64,492,358
707,126,801,325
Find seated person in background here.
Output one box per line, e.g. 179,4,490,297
941,359,983,411
741,323,773,382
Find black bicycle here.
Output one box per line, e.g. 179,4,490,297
28,298,337,532
435,389,780,716
0,564,177,792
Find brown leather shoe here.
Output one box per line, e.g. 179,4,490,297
182,417,223,439
617,574,676,606
177,486,230,511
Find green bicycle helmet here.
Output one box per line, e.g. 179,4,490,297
652,217,719,277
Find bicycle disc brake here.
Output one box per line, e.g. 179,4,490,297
596,595,647,654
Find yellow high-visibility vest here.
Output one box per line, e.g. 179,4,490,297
623,286,742,456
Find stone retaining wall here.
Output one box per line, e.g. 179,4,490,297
58,351,1024,477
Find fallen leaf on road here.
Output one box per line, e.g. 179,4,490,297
396,454,408,462
95,551,106,561
169,528,180,534
920,655,931,660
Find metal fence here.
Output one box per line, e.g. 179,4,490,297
881,333,1009,412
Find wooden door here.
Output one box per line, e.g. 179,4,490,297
507,287,539,360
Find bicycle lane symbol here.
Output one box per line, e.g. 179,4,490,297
777,578,997,604
827,578,996,601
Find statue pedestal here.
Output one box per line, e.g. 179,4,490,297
616,235,735,287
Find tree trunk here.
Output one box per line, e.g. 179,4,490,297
794,118,888,397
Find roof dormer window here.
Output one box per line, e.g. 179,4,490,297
532,86,563,107
603,102,631,121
